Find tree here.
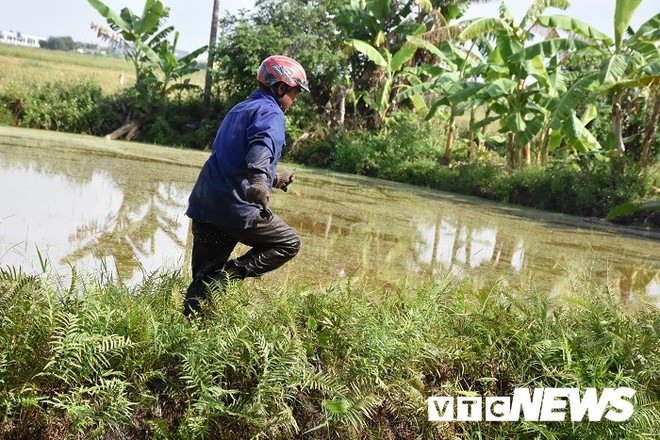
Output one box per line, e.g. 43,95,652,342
204,0,221,113
88,0,207,140
597,1,660,159
40,36,76,51
211,0,347,119
533,2,659,162
345,38,419,128
433,0,602,166
338,0,495,130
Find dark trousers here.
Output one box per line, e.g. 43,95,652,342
183,215,301,316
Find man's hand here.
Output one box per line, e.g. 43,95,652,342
274,169,296,192
246,182,270,210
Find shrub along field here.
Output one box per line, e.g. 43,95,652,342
0,45,212,149
0,267,658,439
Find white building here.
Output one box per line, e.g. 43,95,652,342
0,30,46,48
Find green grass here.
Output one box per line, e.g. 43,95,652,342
0,45,131,69
0,45,205,95
1,266,658,439
0,45,134,95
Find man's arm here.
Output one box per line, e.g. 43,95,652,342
245,107,285,181
244,107,285,210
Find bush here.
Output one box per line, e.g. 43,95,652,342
0,80,225,149
389,160,503,195
1,80,114,133
482,162,657,218
293,115,657,223
294,113,444,177
138,93,222,149
296,122,657,222
0,104,14,126
288,134,335,168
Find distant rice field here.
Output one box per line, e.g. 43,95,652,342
0,44,204,94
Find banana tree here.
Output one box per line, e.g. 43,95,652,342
337,0,477,129
597,2,660,159
337,1,494,132
427,11,482,162
150,32,207,99
451,0,609,167
395,0,578,165
394,5,484,163
87,0,207,140
88,0,170,84
345,38,420,128
537,3,659,162
338,0,428,129
407,38,483,163
337,0,422,48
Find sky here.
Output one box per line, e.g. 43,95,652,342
0,0,658,52
0,0,256,51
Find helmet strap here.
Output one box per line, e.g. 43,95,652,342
270,83,291,109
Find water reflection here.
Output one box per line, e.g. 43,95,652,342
0,137,198,285
1,128,658,302
408,213,659,302
62,180,190,282
413,219,525,277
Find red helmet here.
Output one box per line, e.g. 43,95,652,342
257,55,310,92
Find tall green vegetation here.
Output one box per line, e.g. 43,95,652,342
292,114,658,224
210,0,658,169
210,1,495,130
0,80,123,134
599,0,660,162
211,0,346,121
359,0,657,167
1,267,658,438
453,0,598,167
87,0,207,140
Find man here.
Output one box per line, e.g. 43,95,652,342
183,55,309,317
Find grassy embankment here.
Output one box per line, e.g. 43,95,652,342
0,266,659,439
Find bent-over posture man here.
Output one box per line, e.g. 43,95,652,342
183,55,309,317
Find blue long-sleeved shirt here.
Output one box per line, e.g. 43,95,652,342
186,89,285,228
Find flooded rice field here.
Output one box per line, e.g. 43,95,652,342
1,127,658,303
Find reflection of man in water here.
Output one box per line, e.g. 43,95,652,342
183,56,309,317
